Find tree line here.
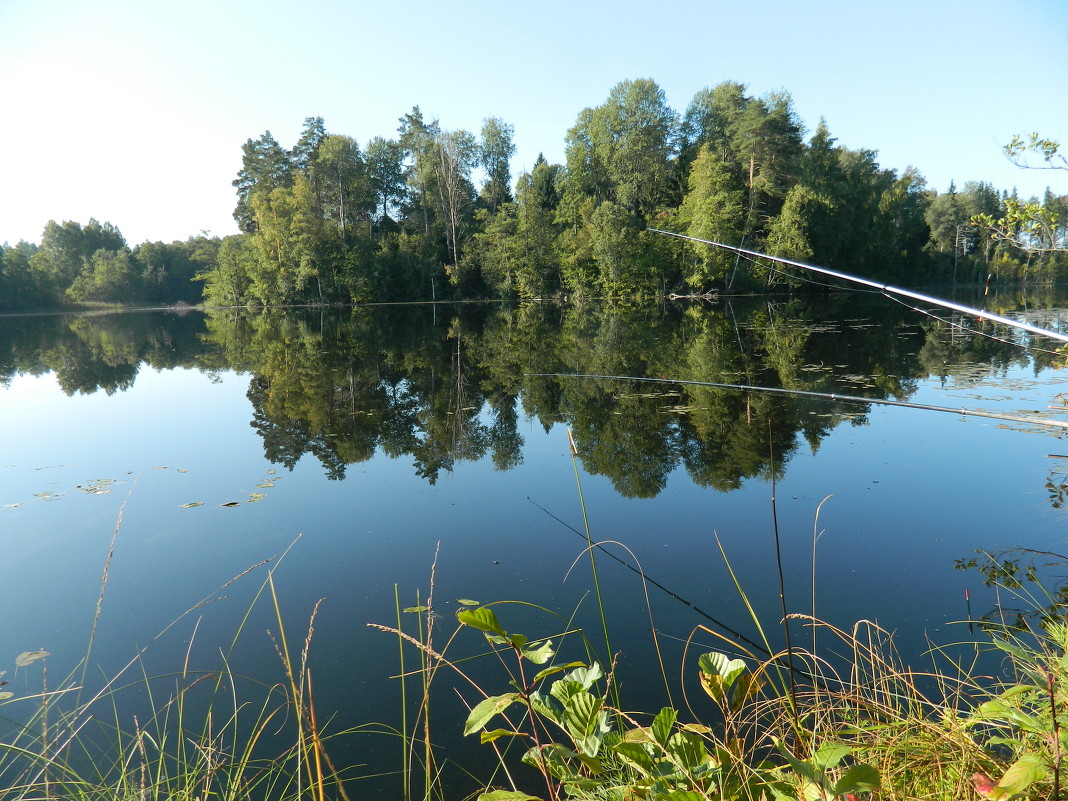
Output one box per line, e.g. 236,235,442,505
2,78,1066,311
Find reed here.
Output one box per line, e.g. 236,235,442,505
0,512,362,801
364,433,1068,801
10,453,1068,800
380,554,1062,800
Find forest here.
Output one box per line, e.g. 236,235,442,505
1,79,1066,311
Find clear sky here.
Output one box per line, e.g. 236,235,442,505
2,0,1066,247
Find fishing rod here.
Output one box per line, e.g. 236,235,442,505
647,228,1068,345
526,373,1068,430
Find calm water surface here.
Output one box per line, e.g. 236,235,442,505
2,293,1067,794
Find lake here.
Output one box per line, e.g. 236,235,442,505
2,291,1067,796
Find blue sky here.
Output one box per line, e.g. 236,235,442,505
1,0,1066,246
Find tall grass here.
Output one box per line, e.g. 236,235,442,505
0,515,368,800
376,550,1068,800
366,435,1068,801
11,453,1068,800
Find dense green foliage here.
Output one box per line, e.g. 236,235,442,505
2,79,1066,310
390,568,1068,801
0,220,216,310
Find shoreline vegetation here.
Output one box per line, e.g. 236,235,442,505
4,495,1068,800
1,79,1066,314
3,76,1067,799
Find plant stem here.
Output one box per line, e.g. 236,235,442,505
768,423,801,752
513,645,560,801
395,583,411,801
567,428,617,708
1048,666,1061,801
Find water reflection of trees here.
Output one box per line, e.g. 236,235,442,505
0,311,211,395
1,296,1062,496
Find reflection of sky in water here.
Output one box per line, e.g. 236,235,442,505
2,321,1068,788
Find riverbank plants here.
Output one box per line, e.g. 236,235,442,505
378,554,1068,800
8,497,1068,799
0,529,364,800
372,449,1068,801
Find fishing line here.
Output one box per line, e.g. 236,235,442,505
526,495,774,659
880,293,1066,358
757,254,879,295
530,487,828,687
527,373,1068,430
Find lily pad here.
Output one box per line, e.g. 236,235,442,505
0,691,13,701
221,501,241,507
15,650,49,667
179,502,205,508
77,478,115,495
256,481,276,488
33,491,62,502
247,493,266,503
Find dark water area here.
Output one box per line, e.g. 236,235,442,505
3,290,1068,796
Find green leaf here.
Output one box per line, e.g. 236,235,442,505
650,707,677,747
991,639,1036,663
680,722,713,735
811,741,852,770
478,792,542,801
699,652,751,708
997,752,1047,796
532,661,586,684
457,607,507,636
402,605,429,613
774,739,821,785
699,672,727,704
562,691,600,736
480,728,524,744
521,640,555,664
562,691,608,757
550,664,603,704
698,652,747,687
550,678,584,705
566,663,603,690
612,741,654,773
457,598,479,606
977,699,1045,733
464,693,519,735
528,690,563,724
666,730,708,771
522,743,576,780
835,763,880,794
508,633,528,650
573,752,603,774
